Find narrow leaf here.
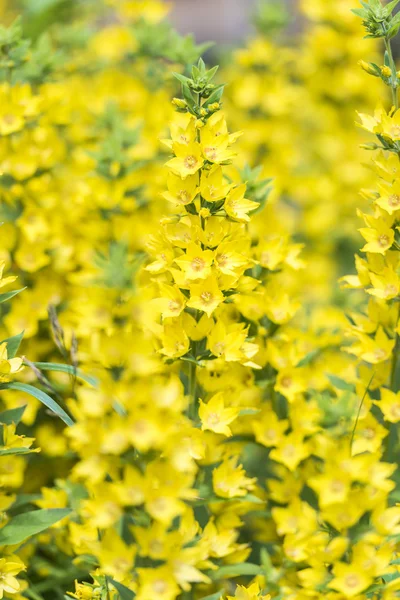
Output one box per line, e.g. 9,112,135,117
0,382,74,426
0,446,38,456
386,0,400,12
0,288,26,304
210,562,263,579
172,72,191,85
109,579,136,600
327,375,355,392
0,508,71,545
2,332,24,359
200,591,224,600
0,405,26,425
32,362,98,387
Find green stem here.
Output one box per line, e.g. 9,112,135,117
384,37,398,110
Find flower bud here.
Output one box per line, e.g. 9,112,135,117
358,60,379,77
381,65,392,78
172,98,187,109
199,207,211,218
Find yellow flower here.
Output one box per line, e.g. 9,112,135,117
153,284,187,319
0,343,23,382
269,433,310,471
329,561,373,598
252,411,288,447
212,457,256,498
346,326,395,364
136,566,180,600
367,265,400,300
162,172,199,206
227,582,270,600
375,180,400,214
200,165,231,202
359,217,394,254
224,184,259,222
166,142,204,178
187,275,224,316
0,558,25,599
376,387,400,422
199,391,240,437
174,243,214,280
0,261,17,288
159,318,190,359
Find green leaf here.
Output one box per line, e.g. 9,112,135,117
11,493,41,509
327,375,355,392
386,0,400,13
109,579,136,600
384,50,391,67
2,331,24,358
297,349,320,367
32,362,98,387
200,591,224,600
0,508,71,545
172,72,191,86
0,405,26,425
0,446,37,456
204,84,225,107
0,288,26,304
205,65,219,82
210,562,263,579
0,382,74,426
193,493,263,506
239,408,260,416
182,83,196,111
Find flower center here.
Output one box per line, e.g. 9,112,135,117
178,190,190,203
378,234,390,247
191,256,205,271
168,300,181,313
184,155,197,168
204,146,217,160
388,193,400,207
153,580,168,594
345,575,360,589
207,412,220,425
281,376,292,388
200,291,213,304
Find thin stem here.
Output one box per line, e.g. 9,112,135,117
350,370,375,453
384,37,399,110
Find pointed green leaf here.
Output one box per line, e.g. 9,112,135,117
0,405,26,425
0,508,71,545
386,0,400,13
182,83,196,110
210,562,263,580
2,331,24,359
172,72,191,86
0,382,74,426
205,65,219,82
32,362,98,387
200,591,224,600
204,84,225,107
0,446,37,456
109,579,136,600
0,288,26,304
197,57,206,74
327,375,356,392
